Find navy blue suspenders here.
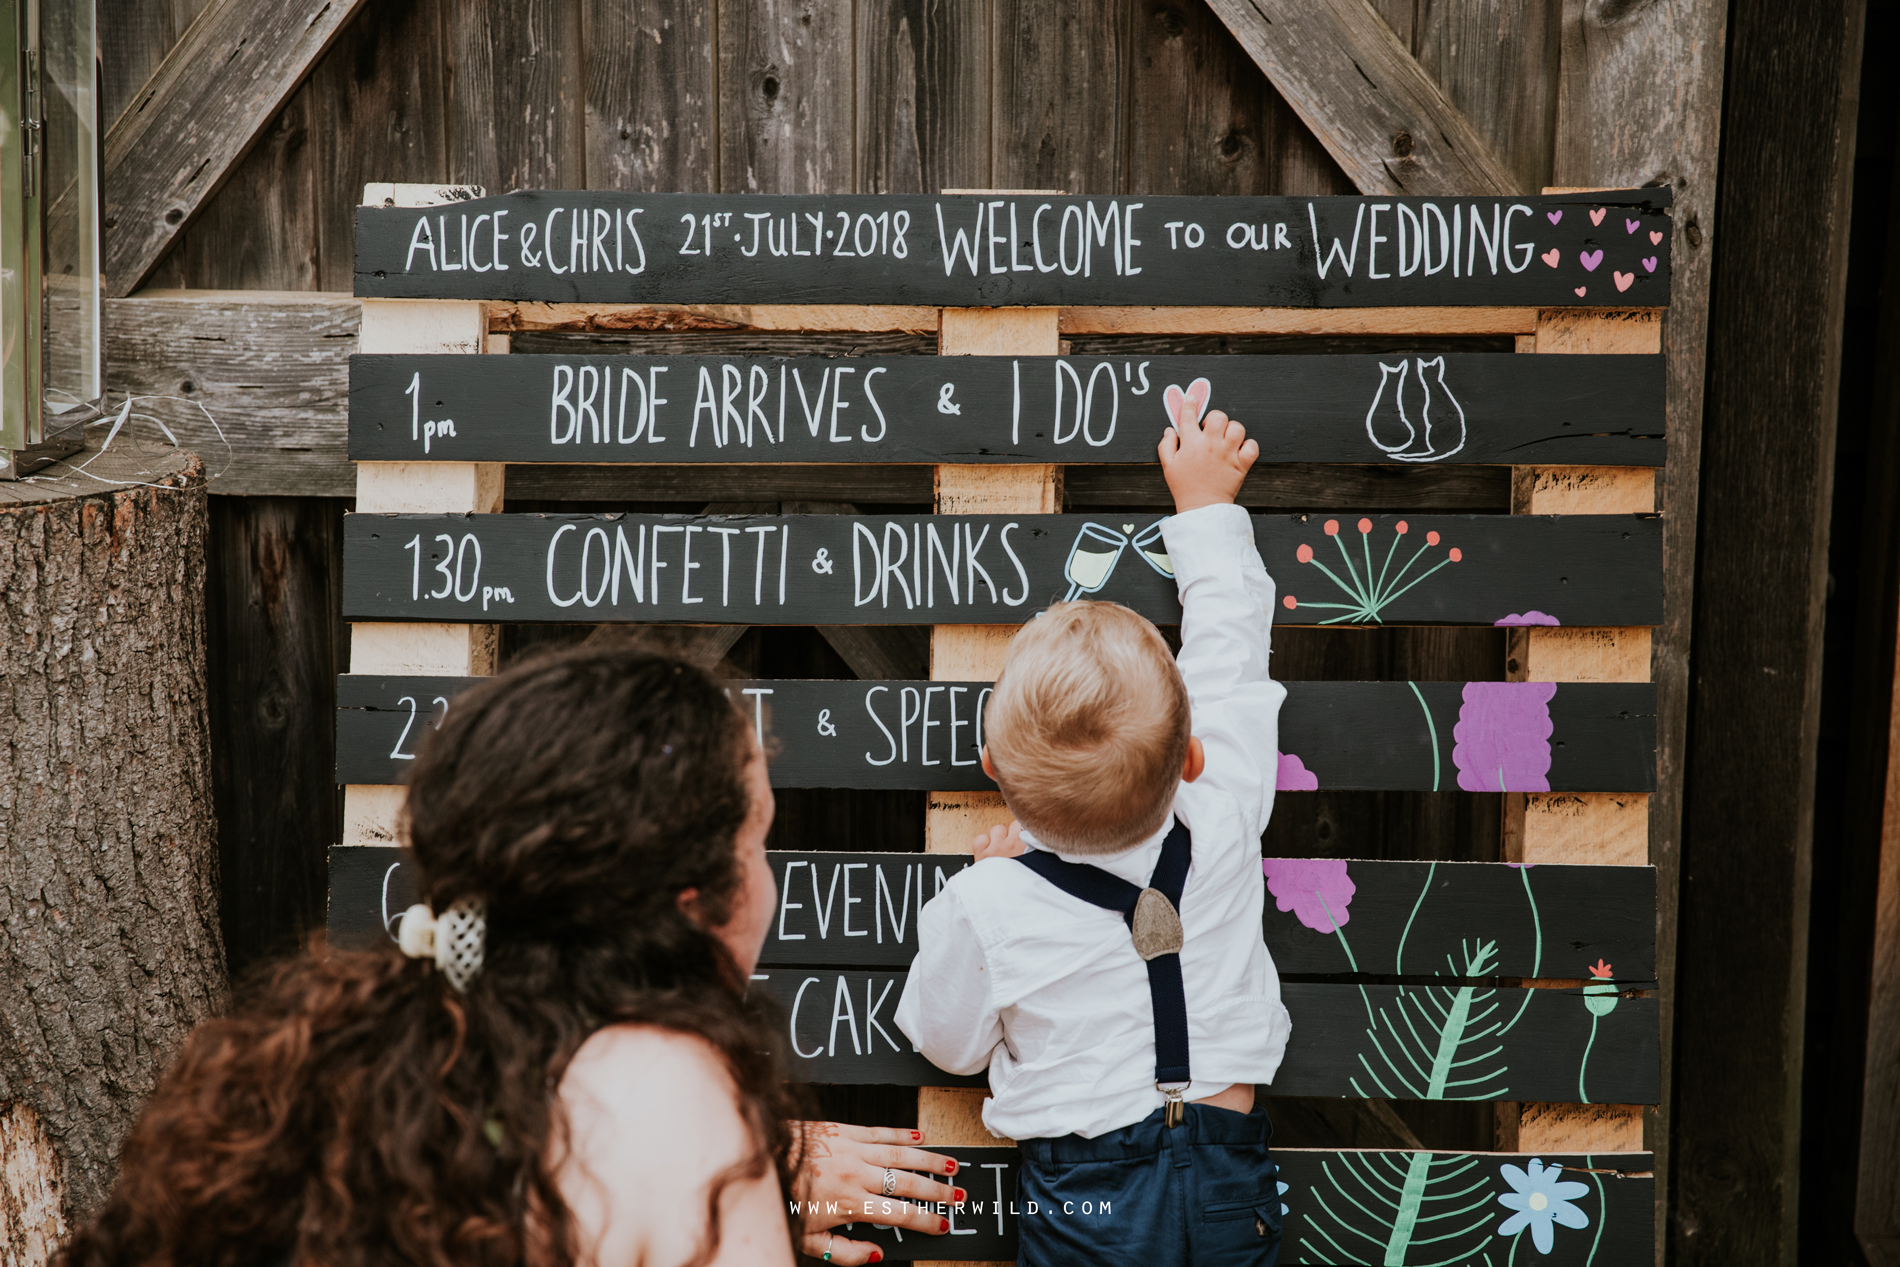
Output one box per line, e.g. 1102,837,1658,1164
1015,819,1194,1124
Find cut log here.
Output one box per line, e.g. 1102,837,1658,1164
0,441,225,1248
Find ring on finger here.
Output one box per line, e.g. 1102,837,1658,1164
881,1166,898,1197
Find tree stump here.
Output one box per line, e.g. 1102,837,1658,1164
0,442,226,1262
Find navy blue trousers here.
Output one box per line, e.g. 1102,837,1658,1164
1014,1101,1282,1267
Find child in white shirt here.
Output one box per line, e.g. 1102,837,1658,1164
894,401,1291,1267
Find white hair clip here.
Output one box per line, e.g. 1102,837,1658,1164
398,898,487,993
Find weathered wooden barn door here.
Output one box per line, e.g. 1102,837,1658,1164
93,1,1725,1263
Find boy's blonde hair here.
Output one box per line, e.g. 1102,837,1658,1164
983,601,1190,855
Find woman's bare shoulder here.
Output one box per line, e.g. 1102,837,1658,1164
556,1024,790,1267
561,1024,746,1155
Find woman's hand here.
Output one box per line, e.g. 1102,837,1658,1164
794,1123,963,1264
972,821,1027,861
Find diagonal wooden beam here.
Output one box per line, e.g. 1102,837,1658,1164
98,0,368,296
1202,0,1519,195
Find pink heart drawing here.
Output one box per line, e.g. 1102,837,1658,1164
1589,208,1607,226
1642,256,1658,272
1613,271,1635,292
1163,378,1212,428
1650,230,1664,245
1625,218,1641,234
1574,286,1587,297
1579,249,1604,272
1540,248,1561,268
1546,210,1564,225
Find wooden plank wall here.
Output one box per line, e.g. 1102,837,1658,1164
98,0,1703,1168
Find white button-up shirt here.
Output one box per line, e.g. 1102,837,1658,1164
894,503,1291,1141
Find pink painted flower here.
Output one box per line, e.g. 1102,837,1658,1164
1452,681,1557,792
1262,858,1355,933
1277,751,1319,791
1494,611,1561,627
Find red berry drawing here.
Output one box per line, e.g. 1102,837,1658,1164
1289,520,1464,624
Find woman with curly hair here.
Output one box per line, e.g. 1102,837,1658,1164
56,647,960,1267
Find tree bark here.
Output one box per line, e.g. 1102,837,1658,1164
0,448,226,1258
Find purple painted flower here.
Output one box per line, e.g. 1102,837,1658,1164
1262,858,1355,933
1495,611,1561,627
1452,681,1557,792
1277,751,1319,791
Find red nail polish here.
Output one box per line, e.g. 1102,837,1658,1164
910,1130,922,1141
940,1219,951,1233
945,1160,958,1175
954,1188,967,1203
870,1254,883,1264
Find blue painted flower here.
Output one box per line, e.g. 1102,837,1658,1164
1277,1178,1289,1217
1497,1158,1590,1253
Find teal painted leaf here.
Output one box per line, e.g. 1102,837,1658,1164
1297,1151,1496,1266
1349,938,1511,1102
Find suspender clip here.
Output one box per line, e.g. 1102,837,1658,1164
1160,1082,1188,1128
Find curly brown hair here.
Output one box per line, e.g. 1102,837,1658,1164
57,647,810,1267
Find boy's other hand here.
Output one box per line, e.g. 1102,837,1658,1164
1159,395,1259,513
973,820,1027,860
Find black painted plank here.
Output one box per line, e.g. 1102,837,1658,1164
353,190,1674,307
336,677,1657,792
340,512,1664,627
334,675,483,780
831,1146,1654,1263
350,353,1665,466
328,844,412,944
1259,858,1656,983
741,969,1657,1102
327,848,1654,983
498,461,1513,511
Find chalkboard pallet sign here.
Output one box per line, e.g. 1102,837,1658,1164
341,182,1671,1263
330,846,1660,1096
329,843,1659,1260
330,850,1660,982
336,675,1659,793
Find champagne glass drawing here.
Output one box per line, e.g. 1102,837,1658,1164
1132,519,1174,577
1063,523,1130,600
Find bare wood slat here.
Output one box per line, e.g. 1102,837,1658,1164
105,290,359,497
1499,300,1659,1157
916,303,1060,1265
855,0,991,194
1551,3,1730,1243
991,0,1130,193
1125,0,1353,199
1412,0,1562,195
486,301,943,334
1063,306,1545,334
306,0,452,295
717,0,854,194
97,0,369,296
1203,0,1519,196
445,0,583,193
582,1,716,194
487,302,1553,336
343,189,499,850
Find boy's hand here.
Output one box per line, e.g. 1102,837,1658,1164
972,820,1027,860
1159,395,1259,513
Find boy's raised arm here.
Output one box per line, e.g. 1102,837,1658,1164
1157,398,1286,836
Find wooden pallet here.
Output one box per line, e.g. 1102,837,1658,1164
339,182,1669,1264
